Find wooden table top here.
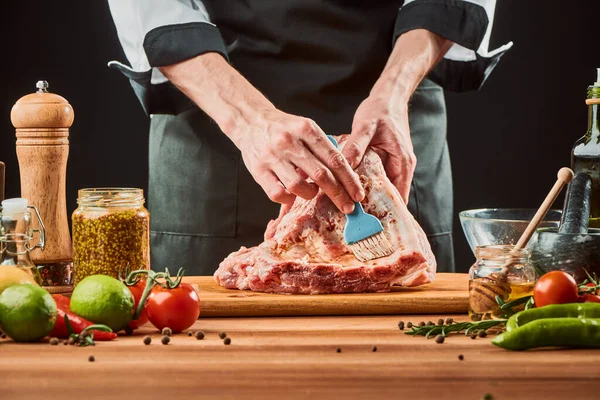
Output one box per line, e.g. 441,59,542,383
2,314,600,400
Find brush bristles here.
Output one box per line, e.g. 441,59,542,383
349,231,395,262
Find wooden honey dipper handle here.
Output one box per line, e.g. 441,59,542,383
513,167,574,251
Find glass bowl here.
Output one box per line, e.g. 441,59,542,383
459,208,562,254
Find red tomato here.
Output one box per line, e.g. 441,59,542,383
146,283,200,333
579,294,600,303
127,280,149,329
533,271,579,307
583,282,598,295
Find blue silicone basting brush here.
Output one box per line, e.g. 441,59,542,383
326,135,395,262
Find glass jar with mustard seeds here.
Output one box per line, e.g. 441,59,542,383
72,188,149,285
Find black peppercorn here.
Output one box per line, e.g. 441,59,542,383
68,337,76,345
336,347,342,353
371,346,377,352
445,317,454,325
188,331,193,337
418,321,425,327
482,394,493,400
398,321,405,330
224,338,231,345
125,327,134,336
63,340,69,346
219,332,227,339
470,333,477,340
195,331,205,340
162,327,172,337
458,354,464,361
478,330,487,338
427,321,435,326
435,334,445,344
143,336,152,345
406,322,413,328
88,355,95,362
161,335,170,345
80,330,90,338
437,318,444,326
49,337,59,345
0,333,6,339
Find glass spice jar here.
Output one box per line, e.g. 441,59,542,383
72,188,150,285
468,245,537,321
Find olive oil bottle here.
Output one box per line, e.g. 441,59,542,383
572,69,600,228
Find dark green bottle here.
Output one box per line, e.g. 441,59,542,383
572,69,600,228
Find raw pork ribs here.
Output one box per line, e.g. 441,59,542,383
214,142,437,294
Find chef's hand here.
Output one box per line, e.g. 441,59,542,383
159,53,364,214
232,108,365,213
343,96,414,204
342,29,452,204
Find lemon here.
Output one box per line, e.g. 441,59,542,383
0,284,57,342
70,275,134,332
0,266,37,295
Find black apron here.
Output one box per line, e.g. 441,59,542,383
148,0,454,274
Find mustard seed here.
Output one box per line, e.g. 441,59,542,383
72,206,150,285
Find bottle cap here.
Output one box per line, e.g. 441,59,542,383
10,81,74,129
1,198,28,216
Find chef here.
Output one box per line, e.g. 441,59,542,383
107,0,511,275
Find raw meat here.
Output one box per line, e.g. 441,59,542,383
214,140,437,294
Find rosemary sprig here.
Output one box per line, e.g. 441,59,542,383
404,319,506,338
496,294,534,318
578,269,600,295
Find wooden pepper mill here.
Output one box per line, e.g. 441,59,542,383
10,81,73,274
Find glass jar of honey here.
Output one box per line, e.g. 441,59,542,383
72,188,150,285
468,245,536,321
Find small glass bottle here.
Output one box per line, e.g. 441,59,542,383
72,188,150,285
572,69,600,228
0,198,46,285
468,245,536,321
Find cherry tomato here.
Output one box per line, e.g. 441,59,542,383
579,293,600,303
533,270,579,307
146,283,200,333
127,279,149,330
583,282,598,295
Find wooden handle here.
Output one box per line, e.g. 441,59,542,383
514,167,574,251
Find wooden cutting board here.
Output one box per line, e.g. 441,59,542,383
185,272,468,317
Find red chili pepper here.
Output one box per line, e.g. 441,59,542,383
50,295,117,341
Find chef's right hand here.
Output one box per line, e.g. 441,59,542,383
231,108,365,214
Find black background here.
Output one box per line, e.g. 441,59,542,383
1,1,598,273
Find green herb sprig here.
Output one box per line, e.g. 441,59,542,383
64,315,113,347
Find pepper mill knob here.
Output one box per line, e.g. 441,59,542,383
11,80,74,129
10,81,73,267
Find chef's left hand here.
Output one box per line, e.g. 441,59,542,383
342,95,415,204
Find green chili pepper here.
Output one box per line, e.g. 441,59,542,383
505,303,600,332
492,317,600,351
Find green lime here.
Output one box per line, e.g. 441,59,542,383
0,284,57,342
70,275,134,332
